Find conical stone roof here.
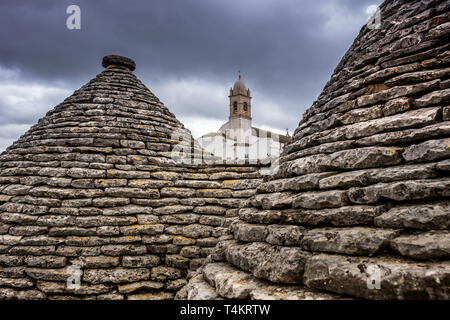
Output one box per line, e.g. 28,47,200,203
0,55,265,300
183,0,450,300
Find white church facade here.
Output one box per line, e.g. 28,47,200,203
199,75,290,161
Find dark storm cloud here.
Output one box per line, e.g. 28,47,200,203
0,0,383,144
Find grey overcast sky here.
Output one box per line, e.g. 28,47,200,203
0,0,383,151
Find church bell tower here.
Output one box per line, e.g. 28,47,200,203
229,73,252,135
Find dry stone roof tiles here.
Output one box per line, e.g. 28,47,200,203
0,55,264,300
182,0,450,300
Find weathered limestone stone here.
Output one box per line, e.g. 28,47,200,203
415,88,450,107
94,179,127,188
106,169,151,179
20,236,63,246
375,202,450,230
166,254,190,269
153,205,193,215
160,187,196,198
382,97,411,116
49,227,96,236
151,171,180,181
301,227,399,256
282,205,386,226
122,255,160,267
1,289,46,300
0,255,24,266
292,190,349,209
356,82,440,107
390,231,450,259
176,180,222,189
96,226,120,236
232,223,268,242
151,266,183,281
340,104,383,124
279,154,329,176
36,215,76,227
1,213,38,225
100,244,147,255
325,107,439,143
24,256,67,268
38,168,67,178
67,168,105,178
0,277,34,288
249,284,341,300
356,121,450,147
202,262,266,299
179,246,202,258
0,266,27,278
193,206,227,215
55,246,98,257
29,186,104,199
70,256,119,268
92,197,130,208
61,198,92,207
250,192,294,209
37,281,112,294
225,242,310,284
9,246,55,255
120,140,145,149
161,214,199,225
128,179,170,189
183,274,219,300
239,207,282,224
304,254,450,299
0,203,24,213
26,267,74,281
128,291,174,300
0,223,10,234
222,179,262,190
97,292,124,300
326,147,402,170
104,187,159,199
196,189,232,198
103,205,152,216
189,258,205,271
318,163,437,189
118,281,164,293
444,106,450,121
348,179,450,204
0,234,26,244
109,235,141,244
437,159,450,171
258,172,335,193
147,243,181,254
83,268,150,284
402,138,450,162
266,225,304,246
65,236,109,246
182,224,213,238
141,234,172,245
2,185,33,196
202,239,236,262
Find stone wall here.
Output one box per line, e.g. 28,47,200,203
182,0,450,300
0,161,263,300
